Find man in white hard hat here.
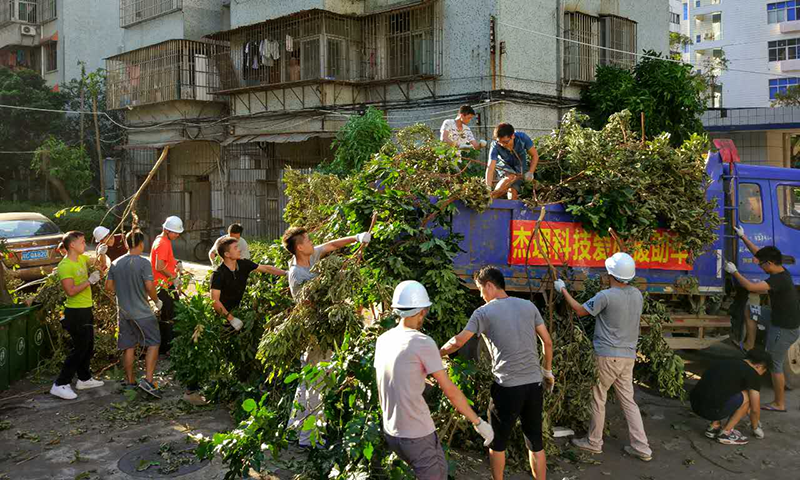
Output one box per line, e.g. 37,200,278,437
556,252,653,462
281,225,372,448
93,226,128,268
375,280,494,479
150,215,184,356
440,266,553,480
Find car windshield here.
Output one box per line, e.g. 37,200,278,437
0,219,61,239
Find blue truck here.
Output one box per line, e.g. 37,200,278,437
448,143,800,386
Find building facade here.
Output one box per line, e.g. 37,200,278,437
0,0,123,89
108,0,669,259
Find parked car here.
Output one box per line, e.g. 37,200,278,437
0,212,64,282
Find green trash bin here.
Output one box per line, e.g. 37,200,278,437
0,319,9,391
26,307,47,371
0,305,38,384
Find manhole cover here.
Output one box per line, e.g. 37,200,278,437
118,441,209,478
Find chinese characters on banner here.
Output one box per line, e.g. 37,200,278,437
508,220,692,271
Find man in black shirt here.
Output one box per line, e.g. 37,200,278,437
690,348,771,445
725,227,800,412
210,237,286,330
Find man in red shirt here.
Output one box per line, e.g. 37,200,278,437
150,216,184,354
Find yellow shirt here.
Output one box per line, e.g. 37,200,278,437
58,255,93,309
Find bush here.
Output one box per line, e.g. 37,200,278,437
0,201,116,240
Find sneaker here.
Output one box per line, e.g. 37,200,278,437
571,437,602,454
138,379,162,399
705,424,721,439
717,430,749,445
50,383,77,400
75,378,104,390
623,445,653,462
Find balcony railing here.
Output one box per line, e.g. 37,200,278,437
106,39,229,110
206,1,442,94
120,0,182,28
0,1,39,25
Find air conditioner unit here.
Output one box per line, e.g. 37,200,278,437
20,25,37,36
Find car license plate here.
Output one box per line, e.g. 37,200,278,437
21,250,48,261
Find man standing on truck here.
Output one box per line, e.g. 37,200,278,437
376,280,494,479
282,226,372,448
690,348,771,445
440,267,554,480
725,226,800,412
440,105,487,152
556,252,653,462
486,123,539,200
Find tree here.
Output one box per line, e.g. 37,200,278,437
669,32,693,60
582,50,708,147
0,67,66,200
772,85,800,107
323,107,392,175
32,137,93,205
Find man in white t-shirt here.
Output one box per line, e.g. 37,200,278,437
375,280,494,479
208,223,250,265
440,105,487,152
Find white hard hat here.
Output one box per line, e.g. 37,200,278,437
92,226,110,243
605,252,636,281
392,280,432,309
163,216,184,234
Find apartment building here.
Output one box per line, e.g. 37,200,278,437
107,0,669,254
0,0,122,89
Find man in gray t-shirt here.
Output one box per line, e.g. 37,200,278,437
557,252,652,462
105,231,163,398
441,267,554,480
281,225,372,447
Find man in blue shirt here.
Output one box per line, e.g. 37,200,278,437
486,123,539,199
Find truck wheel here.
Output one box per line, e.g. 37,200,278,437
783,338,800,390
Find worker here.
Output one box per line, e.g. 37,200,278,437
210,236,286,331
440,105,487,152
376,280,494,479
105,230,163,398
440,267,553,480
556,252,653,462
486,123,539,200
726,226,800,412
93,226,128,267
690,348,771,445
150,215,184,356
281,226,372,448
208,223,250,265
50,231,104,400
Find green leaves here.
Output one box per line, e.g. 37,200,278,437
242,399,257,413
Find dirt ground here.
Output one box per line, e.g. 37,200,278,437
2,260,798,479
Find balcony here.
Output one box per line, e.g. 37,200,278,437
120,0,182,28
0,1,38,25
206,1,442,95
105,39,229,110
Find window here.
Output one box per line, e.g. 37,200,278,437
600,15,637,69
695,0,700,7
120,0,182,28
768,1,800,24
683,43,689,53
38,0,56,23
769,77,800,99
670,12,681,25
44,41,56,72
710,84,723,107
768,38,800,61
739,184,764,224
777,185,800,230
683,3,688,20
386,8,436,78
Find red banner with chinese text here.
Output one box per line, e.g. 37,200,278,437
508,220,692,270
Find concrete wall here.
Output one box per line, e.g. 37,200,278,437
229,0,364,28
122,0,224,52
61,0,124,84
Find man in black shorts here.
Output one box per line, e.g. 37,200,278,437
440,267,554,480
690,348,771,445
209,237,286,330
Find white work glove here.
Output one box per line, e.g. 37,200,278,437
753,422,764,439
542,369,555,393
724,262,738,274
554,279,566,292
176,261,184,272
173,276,183,289
356,232,371,244
524,171,534,182
473,419,494,447
154,299,163,311
479,139,487,148
88,271,101,285
228,317,243,331
733,225,745,238
96,244,108,256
